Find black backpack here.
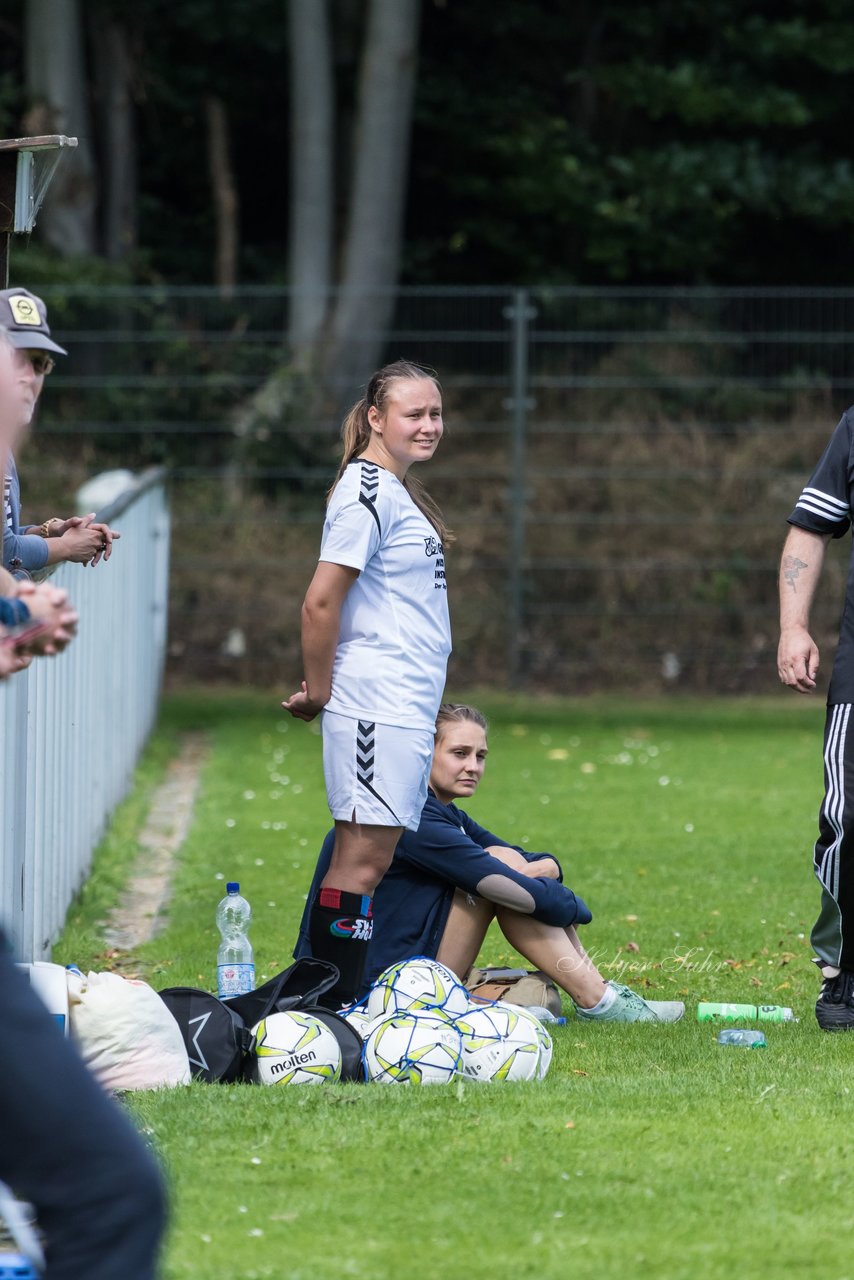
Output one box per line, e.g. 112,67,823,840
160,958,364,1083
159,985,251,1083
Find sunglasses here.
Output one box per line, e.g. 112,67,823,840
25,352,55,376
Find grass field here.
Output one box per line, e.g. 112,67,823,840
54,690,853,1280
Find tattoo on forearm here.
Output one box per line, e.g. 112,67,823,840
783,554,808,592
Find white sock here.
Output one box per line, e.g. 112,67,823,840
579,983,618,1016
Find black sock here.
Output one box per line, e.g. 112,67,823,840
308,886,374,1009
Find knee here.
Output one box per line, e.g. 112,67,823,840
485,844,529,873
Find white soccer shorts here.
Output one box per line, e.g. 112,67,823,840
321,711,433,831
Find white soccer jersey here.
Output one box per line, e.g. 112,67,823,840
319,460,451,730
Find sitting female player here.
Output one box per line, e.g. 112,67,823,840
296,703,682,1022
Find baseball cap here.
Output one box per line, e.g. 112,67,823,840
0,287,67,355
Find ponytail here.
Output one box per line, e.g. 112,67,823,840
402,472,453,546
330,398,372,490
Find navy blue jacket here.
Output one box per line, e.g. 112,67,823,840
294,790,592,993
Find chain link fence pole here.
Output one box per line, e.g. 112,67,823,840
503,287,536,685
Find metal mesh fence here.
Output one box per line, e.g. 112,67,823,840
17,284,853,693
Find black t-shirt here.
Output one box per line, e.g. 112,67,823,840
788,407,854,703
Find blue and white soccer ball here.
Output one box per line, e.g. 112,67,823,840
454,1000,543,1082
453,1002,507,1081
365,956,471,1023
363,1011,463,1085
249,1010,342,1085
341,1003,377,1041
509,1004,553,1080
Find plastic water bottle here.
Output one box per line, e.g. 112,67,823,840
216,882,255,997
716,1029,767,1048
524,1005,567,1026
697,1002,795,1023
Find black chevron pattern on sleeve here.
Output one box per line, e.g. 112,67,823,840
357,462,382,537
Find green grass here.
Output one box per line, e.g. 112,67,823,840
55,690,848,1280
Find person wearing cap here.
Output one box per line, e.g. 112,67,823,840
0,288,120,577
0,327,78,671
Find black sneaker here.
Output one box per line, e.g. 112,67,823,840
816,970,854,1030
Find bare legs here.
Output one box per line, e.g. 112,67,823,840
322,819,404,894
435,846,608,1009
496,914,606,1009
436,890,494,979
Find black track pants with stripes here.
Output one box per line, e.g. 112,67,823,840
811,703,854,969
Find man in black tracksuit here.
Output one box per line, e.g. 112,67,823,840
779,405,854,1029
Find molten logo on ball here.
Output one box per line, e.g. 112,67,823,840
250,1011,342,1086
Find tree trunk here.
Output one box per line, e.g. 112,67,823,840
288,0,333,363
206,96,239,296
92,18,137,262
24,0,97,255
324,0,421,402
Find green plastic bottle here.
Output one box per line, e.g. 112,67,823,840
697,1002,795,1023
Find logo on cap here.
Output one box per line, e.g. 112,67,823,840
9,295,41,326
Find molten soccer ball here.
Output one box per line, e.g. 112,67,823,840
363,1012,463,1085
341,1003,377,1041
249,1010,342,1085
510,1005,553,1080
454,1000,542,1082
365,957,470,1023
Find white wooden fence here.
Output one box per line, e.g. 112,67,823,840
0,470,169,961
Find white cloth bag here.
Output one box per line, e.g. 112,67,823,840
67,969,190,1091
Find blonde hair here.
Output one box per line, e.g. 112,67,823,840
329,359,453,545
435,703,488,740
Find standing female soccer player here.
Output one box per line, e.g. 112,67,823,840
283,361,451,1007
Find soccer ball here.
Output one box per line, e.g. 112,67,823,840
365,957,470,1023
341,1003,377,1041
510,1005,553,1081
249,1011,342,1085
453,1002,508,1081
363,1012,463,1085
454,1001,542,1082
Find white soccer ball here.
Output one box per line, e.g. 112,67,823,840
249,1010,342,1085
363,1012,463,1085
510,1005,553,1080
453,1002,508,1081
454,1000,542,1082
342,1004,377,1041
365,956,470,1023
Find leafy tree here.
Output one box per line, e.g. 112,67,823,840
408,0,854,284
3,0,854,285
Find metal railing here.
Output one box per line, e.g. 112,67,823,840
0,469,170,961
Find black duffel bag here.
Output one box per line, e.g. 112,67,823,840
160,958,364,1083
